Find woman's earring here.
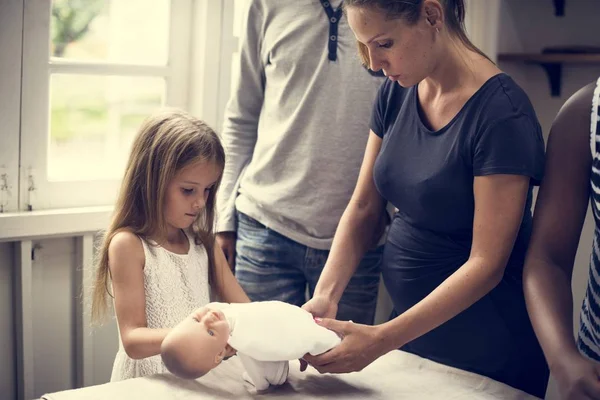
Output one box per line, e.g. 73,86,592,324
435,27,440,34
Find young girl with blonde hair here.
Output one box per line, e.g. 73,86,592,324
91,109,249,381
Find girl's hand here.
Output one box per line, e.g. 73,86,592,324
302,318,389,374
554,352,600,399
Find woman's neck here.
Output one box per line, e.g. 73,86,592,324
421,37,499,98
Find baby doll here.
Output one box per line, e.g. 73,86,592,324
160,300,341,390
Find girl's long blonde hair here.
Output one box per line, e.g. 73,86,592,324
91,109,225,323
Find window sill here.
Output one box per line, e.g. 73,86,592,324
0,205,112,242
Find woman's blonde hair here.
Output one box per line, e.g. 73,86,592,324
345,0,492,68
91,109,225,323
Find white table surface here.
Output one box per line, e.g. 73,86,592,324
41,349,540,400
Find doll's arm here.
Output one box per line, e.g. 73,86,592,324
237,353,288,390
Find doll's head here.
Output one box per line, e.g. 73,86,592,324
161,306,234,379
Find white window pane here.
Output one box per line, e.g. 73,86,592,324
50,0,170,65
48,74,165,182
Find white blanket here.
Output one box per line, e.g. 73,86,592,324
215,301,341,361
41,350,540,400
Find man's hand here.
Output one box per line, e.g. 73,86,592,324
216,232,237,270
302,295,338,320
554,352,600,399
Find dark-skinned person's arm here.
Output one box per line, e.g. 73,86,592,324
524,82,600,400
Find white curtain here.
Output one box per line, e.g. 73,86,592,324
464,0,501,62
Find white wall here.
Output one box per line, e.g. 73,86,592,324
497,0,600,134
32,238,75,394
0,237,119,399
496,1,600,399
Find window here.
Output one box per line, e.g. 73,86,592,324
19,0,192,210
0,0,242,214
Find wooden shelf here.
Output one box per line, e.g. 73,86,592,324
497,53,600,97
498,53,600,64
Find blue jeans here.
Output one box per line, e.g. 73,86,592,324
235,212,383,325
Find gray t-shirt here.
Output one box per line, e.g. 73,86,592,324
371,74,548,397
216,0,384,249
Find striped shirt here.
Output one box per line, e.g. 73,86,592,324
578,76,600,360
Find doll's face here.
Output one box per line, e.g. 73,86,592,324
161,306,234,378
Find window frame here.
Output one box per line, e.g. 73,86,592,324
0,0,24,214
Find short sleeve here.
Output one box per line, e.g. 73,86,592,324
473,114,545,185
370,80,390,138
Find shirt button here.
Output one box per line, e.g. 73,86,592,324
330,17,337,23
323,1,330,6
330,35,337,41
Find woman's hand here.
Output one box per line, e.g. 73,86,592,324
553,352,600,399
302,318,390,374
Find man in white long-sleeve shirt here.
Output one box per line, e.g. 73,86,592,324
216,0,386,324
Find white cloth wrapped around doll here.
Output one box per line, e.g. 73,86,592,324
160,301,341,390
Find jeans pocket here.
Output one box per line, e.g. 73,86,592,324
237,212,266,230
